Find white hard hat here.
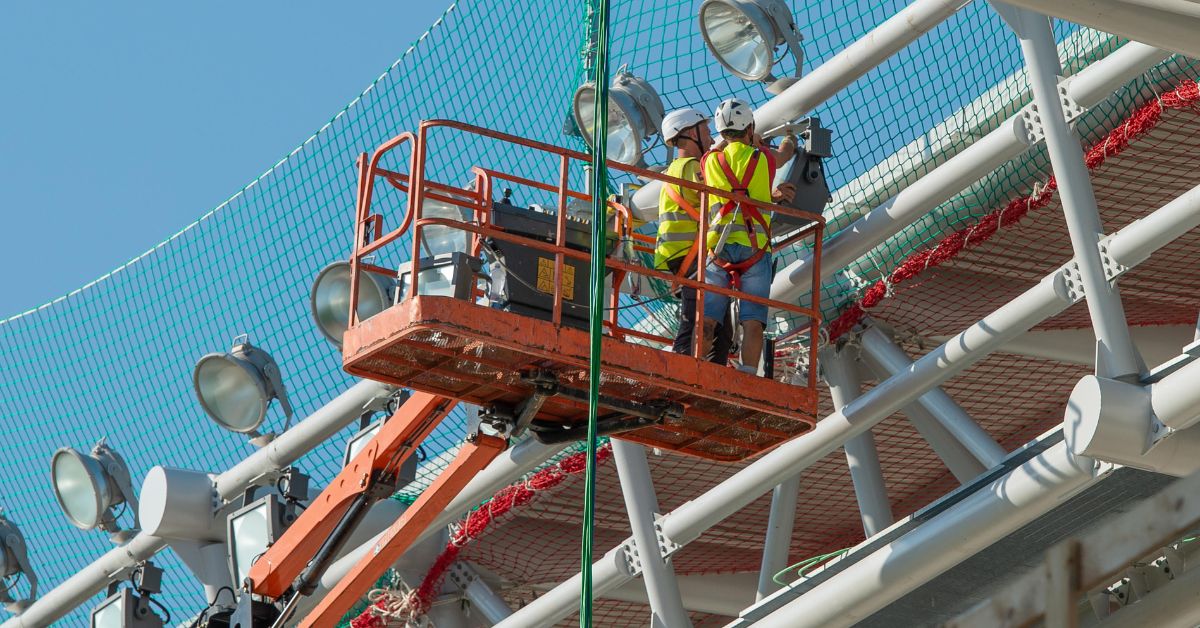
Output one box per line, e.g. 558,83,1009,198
661,108,710,143
714,98,754,133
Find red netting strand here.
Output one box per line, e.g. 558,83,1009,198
828,79,1200,340
350,443,615,627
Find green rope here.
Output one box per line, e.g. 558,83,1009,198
772,548,851,586
580,0,610,626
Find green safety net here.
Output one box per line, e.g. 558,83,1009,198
0,0,1194,624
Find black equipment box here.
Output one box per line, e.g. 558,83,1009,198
487,201,614,330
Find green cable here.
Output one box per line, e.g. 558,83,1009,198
580,0,610,626
772,548,851,586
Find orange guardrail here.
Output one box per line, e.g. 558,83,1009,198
347,119,825,390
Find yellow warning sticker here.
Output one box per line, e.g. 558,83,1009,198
536,257,575,301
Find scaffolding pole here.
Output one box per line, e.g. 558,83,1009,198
823,346,893,536
859,326,1006,469
493,179,1200,628
994,2,1143,380
756,475,802,601
610,440,691,628
861,358,987,483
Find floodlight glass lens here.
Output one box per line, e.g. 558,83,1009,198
418,265,457,298
702,2,773,80
420,197,470,257
576,88,640,165
53,451,100,529
91,593,124,628
345,422,383,466
312,264,388,346
231,502,270,586
196,357,265,433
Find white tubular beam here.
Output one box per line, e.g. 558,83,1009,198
499,180,1200,628
996,3,1143,380
2,534,167,628
999,0,1200,59
756,475,802,601
823,347,893,536
494,548,630,628
753,0,972,130
464,577,513,625
770,41,1171,304
930,324,1196,368
610,440,691,628
1,379,394,628
310,436,566,604
860,357,986,483
859,327,1006,469
754,442,1104,628
213,379,393,499
631,0,972,216
596,572,759,617
1152,358,1200,431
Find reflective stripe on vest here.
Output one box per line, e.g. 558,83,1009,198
655,157,702,269
703,142,773,251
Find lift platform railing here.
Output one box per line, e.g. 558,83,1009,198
347,119,826,390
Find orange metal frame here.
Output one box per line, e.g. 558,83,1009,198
347,120,824,375
246,392,458,599
341,120,826,463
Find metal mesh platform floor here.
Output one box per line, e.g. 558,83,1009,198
342,296,818,461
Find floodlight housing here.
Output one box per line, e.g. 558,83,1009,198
417,191,474,258
0,512,37,614
226,494,288,589
193,339,293,437
343,418,384,467
396,252,484,304
310,261,396,348
89,587,163,628
342,418,419,486
572,70,665,166
699,0,804,93
50,440,139,536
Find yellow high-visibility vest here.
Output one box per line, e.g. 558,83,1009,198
703,141,773,250
654,157,702,270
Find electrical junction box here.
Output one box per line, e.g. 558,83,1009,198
772,117,833,241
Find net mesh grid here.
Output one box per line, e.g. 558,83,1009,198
0,0,1195,625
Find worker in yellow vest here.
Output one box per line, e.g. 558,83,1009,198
701,98,796,374
655,108,732,363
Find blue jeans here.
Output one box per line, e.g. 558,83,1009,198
703,243,771,325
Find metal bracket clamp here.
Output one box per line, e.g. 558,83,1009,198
1016,76,1087,146
1058,236,1129,302
614,516,683,578
446,561,480,593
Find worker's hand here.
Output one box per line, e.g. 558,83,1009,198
772,183,797,203
777,135,798,162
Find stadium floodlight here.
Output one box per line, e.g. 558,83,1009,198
699,0,804,93
0,511,37,614
226,468,306,588
343,418,384,467
90,561,166,628
310,261,396,349
193,337,293,443
51,440,139,540
227,494,285,589
418,192,474,258
573,70,665,166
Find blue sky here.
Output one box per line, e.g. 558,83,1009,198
0,1,453,318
